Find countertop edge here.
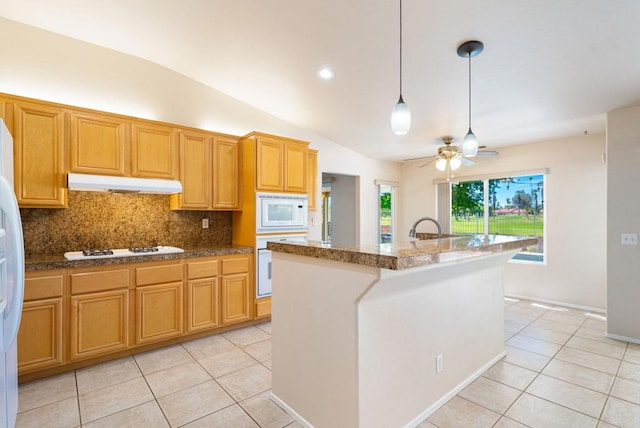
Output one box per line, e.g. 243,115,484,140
26,246,254,271
268,235,539,270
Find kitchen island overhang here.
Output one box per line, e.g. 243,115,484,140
268,235,538,428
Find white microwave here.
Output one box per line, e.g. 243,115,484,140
256,193,308,233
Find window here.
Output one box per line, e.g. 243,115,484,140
376,181,397,244
449,173,545,263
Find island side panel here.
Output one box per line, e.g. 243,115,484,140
358,253,511,428
270,252,379,428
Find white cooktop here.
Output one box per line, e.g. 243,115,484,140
64,246,184,261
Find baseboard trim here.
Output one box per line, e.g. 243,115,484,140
606,332,640,345
270,392,314,428
270,350,507,428
505,293,605,314
404,350,507,428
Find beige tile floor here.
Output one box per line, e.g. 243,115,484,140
16,299,640,427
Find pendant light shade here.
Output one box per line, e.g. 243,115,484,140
391,95,411,135
462,129,478,157
435,157,447,171
391,0,410,135
457,40,484,157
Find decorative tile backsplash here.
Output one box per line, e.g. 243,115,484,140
20,191,232,257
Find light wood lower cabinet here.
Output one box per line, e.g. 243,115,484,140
187,278,220,332
18,272,65,374
70,289,129,361
221,273,251,324
186,259,220,332
19,253,255,379
255,297,272,319
136,282,184,344
69,268,130,361
134,262,184,344
221,256,251,325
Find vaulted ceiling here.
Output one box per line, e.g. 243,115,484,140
1,0,639,160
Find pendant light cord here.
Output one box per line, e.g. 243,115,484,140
399,0,403,96
468,51,472,130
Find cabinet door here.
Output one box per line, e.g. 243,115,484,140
70,111,127,176
256,137,284,191
171,130,211,209
186,278,220,332
17,298,63,373
284,142,308,193
12,101,67,208
221,273,251,325
131,122,177,179
212,136,240,209
307,149,318,210
70,289,129,361
255,297,272,319
136,282,183,344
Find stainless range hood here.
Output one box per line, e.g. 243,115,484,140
67,173,182,194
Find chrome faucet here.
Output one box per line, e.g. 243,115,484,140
409,217,443,239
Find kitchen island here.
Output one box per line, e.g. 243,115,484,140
267,234,538,428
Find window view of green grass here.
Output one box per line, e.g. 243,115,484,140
450,174,544,261
452,214,544,236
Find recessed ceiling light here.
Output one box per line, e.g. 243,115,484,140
317,68,335,80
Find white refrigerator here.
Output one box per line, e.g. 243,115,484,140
0,119,25,428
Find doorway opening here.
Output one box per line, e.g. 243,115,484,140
321,173,359,246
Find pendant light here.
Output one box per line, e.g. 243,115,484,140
391,0,411,135
457,40,484,157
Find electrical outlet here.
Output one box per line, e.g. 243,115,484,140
202,218,209,229
436,354,443,374
621,233,637,246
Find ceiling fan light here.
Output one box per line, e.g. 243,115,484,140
435,157,447,171
391,95,411,135
449,157,462,170
462,130,478,157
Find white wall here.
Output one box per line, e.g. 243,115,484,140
606,104,640,342
400,134,607,310
0,18,400,245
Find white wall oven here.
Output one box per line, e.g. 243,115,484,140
256,234,307,298
256,193,308,233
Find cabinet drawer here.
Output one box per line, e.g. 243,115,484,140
24,275,64,301
221,257,249,275
71,269,129,294
187,260,219,280
136,263,183,286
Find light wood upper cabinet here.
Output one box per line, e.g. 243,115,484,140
172,130,212,209
252,134,309,193
212,136,240,209
285,142,308,193
12,101,67,208
307,149,318,210
131,122,178,180
170,132,240,211
256,136,285,191
69,111,128,176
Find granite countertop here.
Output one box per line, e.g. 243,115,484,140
25,246,254,271
267,235,539,270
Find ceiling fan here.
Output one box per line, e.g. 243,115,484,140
403,136,499,169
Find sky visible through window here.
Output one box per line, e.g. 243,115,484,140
492,174,543,210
